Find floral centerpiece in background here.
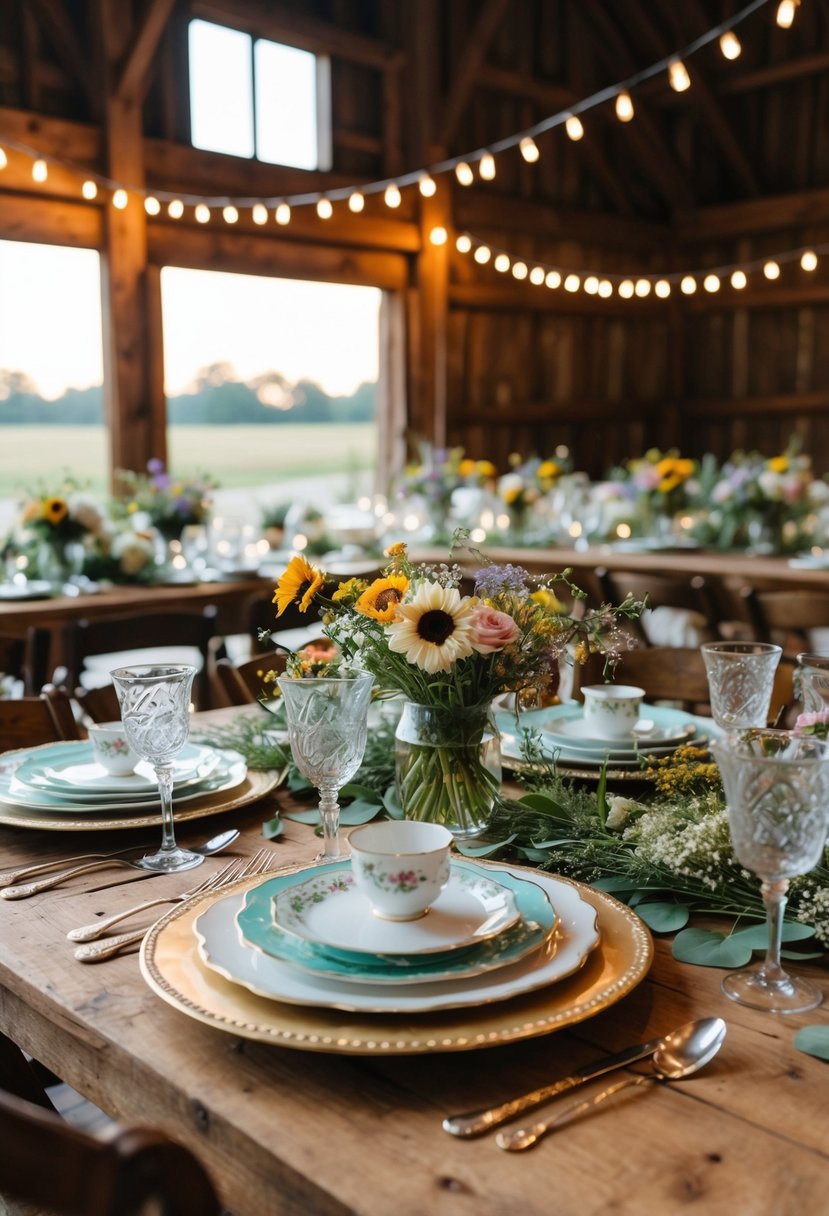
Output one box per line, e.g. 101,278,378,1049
397,444,467,539
113,459,216,544
271,540,642,836
17,477,106,585
623,448,698,539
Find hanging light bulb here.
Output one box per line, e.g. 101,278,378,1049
703,273,721,292
419,174,437,197
494,253,510,273
618,279,635,298
565,114,584,141
479,153,496,180
801,250,818,271
545,270,562,289
455,162,474,186
669,60,691,92
730,269,748,289
474,245,491,264
719,31,742,59
348,191,365,213
764,260,781,279
655,279,671,298
82,180,98,200
144,195,161,215
776,0,799,28
530,266,546,286
168,199,184,219
275,203,291,225
222,205,239,223
635,278,652,297
680,275,697,294
598,280,613,297
584,275,599,294
32,158,48,182
429,226,447,246
615,91,634,122
112,188,128,210
519,136,539,163
512,262,528,280
384,183,402,208
316,198,333,219
456,234,472,253
194,203,210,223
252,203,268,225
564,274,581,292
0,147,7,169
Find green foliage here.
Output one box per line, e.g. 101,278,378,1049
794,1026,829,1062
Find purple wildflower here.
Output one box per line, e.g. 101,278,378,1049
474,564,529,598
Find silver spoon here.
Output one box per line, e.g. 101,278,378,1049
496,1016,727,1151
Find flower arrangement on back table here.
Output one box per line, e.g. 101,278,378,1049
17,476,107,583
271,540,643,836
113,459,216,542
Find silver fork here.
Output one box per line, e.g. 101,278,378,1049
73,849,281,963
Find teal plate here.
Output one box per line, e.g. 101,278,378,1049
236,861,557,986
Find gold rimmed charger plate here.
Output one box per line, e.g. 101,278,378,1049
139,861,652,1056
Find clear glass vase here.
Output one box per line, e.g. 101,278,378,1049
37,538,85,589
394,701,501,839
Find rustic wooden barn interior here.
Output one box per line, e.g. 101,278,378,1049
2,0,828,482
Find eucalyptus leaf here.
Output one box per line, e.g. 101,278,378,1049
635,902,691,932
287,771,313,793
261,814,284,840
730,922,815,948
794,1025,829,1062
281,808,320,825
781,949,825,960
454,834,517,858
516,846,554,863
382,785,404,819
593,876,655,893
518,793,570,820
337,798,384,825
672,927,754,968
339,783,381,803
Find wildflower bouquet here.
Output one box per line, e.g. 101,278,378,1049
114,459,216,541
624,448,698,532
19,477,106,546
272,541,642,835
398,444,467,538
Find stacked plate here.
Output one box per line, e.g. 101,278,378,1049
497,701,717,778
192,858,602,1015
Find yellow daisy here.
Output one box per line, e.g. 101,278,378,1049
332,577,367,603
355,575,409,622
387,582,476,674
43,497,69,525
272,555,325,617
384,542,407,558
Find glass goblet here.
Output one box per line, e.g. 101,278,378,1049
795,652,829,714
110,663,202,873
277,672,374,862
701,641,782,731
711,729,829,1013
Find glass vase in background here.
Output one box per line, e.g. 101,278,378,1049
37,538,85,590
394,701,501,839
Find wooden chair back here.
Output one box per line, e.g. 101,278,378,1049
0,685,80,752
741,588,829,654
59,607,220,712
247,593,321,655
576,646,713,711
0,1035,220,1216
595,568,720,646
73,684,122,725
0,628,52,695
215,651,289,706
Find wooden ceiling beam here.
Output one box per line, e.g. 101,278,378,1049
678,185,829,239
721,51,829,94
27,0,98,117
456,188,669,251
115,0,177,104
437,0,512,149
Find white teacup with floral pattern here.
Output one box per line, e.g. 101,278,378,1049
349,820,453,921
581,684,646,740
87,721,139,776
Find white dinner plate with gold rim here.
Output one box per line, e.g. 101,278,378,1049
140,862,652,1055
15,742,217,794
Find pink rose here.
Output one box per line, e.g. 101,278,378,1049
469,605,520,654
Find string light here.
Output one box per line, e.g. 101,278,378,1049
519,136,540,163
719,31,742,58
167,199,184,219
474,245,491,264
275,203,291,225
429,226,448,246
618,280,635,298
530,266,546,286
144,195,161,215
112,188,128,209
512,262,528,280
252,203,268,225
32,158,47,182
669,60,691,92
316,198,333,219
584,275,600,294
384,183,402,208
598,280,613,297
801,250,818,271
494,253,510,272
194,203,210,223
564,273,581,292
635,278,651,297
348,191,365,213
81,180,98,200
222,205,239,223
681,276,697,294
418,174,437,197
456,234,472,253
565,115,585,141
655,280,671,298
764,260,781,279
615,92,635,122
479,153,496,180
703,273,721,292
731,269,748,288
0,147,6,169
455,162,474,186
776,0,799,28
545,271,562,289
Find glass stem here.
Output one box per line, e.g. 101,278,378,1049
155,764,177,855
318,784,340,861
760,878,790,982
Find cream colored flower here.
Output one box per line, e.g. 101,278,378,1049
387,581,476,674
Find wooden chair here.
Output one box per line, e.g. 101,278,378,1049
215,651,288,706
595,568,720,647
0,1034,220,1216
0,686,80,752
0,629,51,696
741,588,829,655
247,593,321,655
57,608,221,713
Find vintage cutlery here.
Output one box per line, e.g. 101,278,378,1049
442,1017,723,1138
0,828,239,899
496,1017,727,1151
74,848,283,962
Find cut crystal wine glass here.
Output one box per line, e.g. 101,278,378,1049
711,728,829,1013
277,672,374,862
701,641,782,731
110,663,202,873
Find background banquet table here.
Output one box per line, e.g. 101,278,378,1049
0,706,827,1215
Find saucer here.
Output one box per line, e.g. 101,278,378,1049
546,717,697,750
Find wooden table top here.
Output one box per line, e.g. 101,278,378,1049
0,707,827,1215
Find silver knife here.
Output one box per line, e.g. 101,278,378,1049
442,1030,668,1137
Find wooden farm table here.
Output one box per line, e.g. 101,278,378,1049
0,707,827,1215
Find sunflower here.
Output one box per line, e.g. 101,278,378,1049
332,577,367,603
272,555,325,616
387,581,476,674
43,497,69,525
355,574,409,622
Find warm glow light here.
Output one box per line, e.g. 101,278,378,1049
616,523,632,539
222,205,239,223
512,261,528,280
776,0,799,28
479,153,496,180
669,60,691,92
519,136,539,163
598,279,613,297
144,195,161,215
348,191,365,213
564,273,580,292
168,199,184,219
635,278,651,297
195,203,210,223
384,183,401,208
429,225,448,246
316,198,333,219
474,245,491,264
275,203,291,225
719,31,742,59
455,162,474,186
494,253,510,272
764,260,781,280
0,147,6,169
418,174,437,197
704,273,721,292
584,275,599,294
655,279,671,298
565,114,584,141
32,158,48,182
615,91,634,122
545,270,562,289
456,234,472,253
618,279,634,298
730,269,747,289
81,180,98,200
529,266,546,286
112,188,128,210
252,203,268,224
801,250,818,272
681,275,697,294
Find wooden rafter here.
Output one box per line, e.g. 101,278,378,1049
437,0,512,149
27,0,97,116
115,0,177,104
722,51,829,94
